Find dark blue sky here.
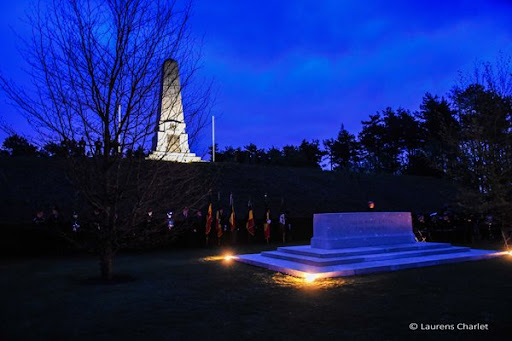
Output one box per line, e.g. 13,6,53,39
1,0,512,156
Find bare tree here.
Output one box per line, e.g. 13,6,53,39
0,0,213,280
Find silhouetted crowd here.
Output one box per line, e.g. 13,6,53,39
31,205,294,248
412,206,504,244
32,202,509,249
158,206,294,247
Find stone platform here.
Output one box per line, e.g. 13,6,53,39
235,212,504,278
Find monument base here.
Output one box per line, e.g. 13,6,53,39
147,151,202,163
235,212,505,278
236,243,503,278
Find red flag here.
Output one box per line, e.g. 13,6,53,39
205,203,212,236
246,204,255,237
229,193,236,232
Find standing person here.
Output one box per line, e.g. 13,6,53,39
33,209,46,227
222,207,230,246
178,206,187,245
483,214,494,240
193,209,203,247
142,209,153,241
205,202,213,247
87,208,103,244
72,212,80,232
367,201,375,211
263,207,271,245
462,215,474,243
47,205,64,231
145,209,153,227
167,211,175,231
229,193,237,245
181,206,189,219
413,214,428,242
94,138,102,156
180,206,191,247
214,192,223,246
286,210,292,242
78,137,86,156
279,211,287,244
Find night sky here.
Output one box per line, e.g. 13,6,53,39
1,0,512,156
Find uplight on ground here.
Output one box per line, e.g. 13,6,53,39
304,273,318,283
202,252,237,262
224,254,236,261
268,273,348,289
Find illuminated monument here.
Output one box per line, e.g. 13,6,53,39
236,212,504,279
148,59,202,162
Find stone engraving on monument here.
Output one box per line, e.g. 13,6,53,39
148,59,202,162
310,212,416,249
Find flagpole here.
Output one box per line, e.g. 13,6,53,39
118,105,121,154
212,115,215,162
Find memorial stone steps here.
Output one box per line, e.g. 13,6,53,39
260,246,470,267
274,242,451,258
235,212,504,278
237,248,500,278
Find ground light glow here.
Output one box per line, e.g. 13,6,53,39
304,273,318,283
202,252,237,262
268,273,348,289
202,256,225,262
224,254,236,262
498,250,512,257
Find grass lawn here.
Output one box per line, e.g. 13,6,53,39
1,243,511,340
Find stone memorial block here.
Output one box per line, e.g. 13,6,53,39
310,212,416,249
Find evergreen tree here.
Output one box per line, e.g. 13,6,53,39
413,93,459,176
323,124,358,171
2,134,39,157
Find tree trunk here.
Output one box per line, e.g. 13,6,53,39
100,248,114,281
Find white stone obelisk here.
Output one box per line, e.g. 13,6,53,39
148,59,201,162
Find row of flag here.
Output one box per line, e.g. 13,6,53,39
205,193,272,241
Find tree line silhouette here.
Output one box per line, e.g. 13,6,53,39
209,84,511,180
2,80,511,182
